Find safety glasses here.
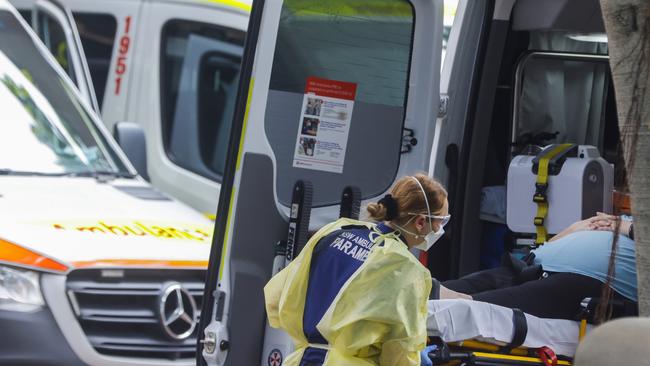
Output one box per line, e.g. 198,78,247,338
408,213,451,227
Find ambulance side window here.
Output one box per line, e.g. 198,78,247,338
35,11,77,85
514,32,610,154
160,20,245,181
516,56,609,151
72,13,117,109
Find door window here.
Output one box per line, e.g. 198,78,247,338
30,2,98,112
35,11,77,84
72,13,117,109
516,56,609,152
514,32,610,155
265,0,415,206
160,20,245,181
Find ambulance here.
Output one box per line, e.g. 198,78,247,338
0,2,213,364
191,0,623,365
11,0,251,215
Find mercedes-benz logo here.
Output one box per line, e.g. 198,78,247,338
158,282,198,341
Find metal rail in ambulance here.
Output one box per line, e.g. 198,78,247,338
11,0,252,215
0,1,214,364
196,0,621,365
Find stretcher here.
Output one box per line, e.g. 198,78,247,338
426,299,593,365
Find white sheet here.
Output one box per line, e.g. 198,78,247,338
427,299,592,357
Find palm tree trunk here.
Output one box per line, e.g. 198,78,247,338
600,0,650,315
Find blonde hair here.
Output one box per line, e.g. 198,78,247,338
367,173,447,225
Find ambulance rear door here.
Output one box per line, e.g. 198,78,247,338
29,0,99,112
196,0,444,365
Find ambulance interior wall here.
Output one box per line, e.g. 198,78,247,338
430,0,625,278
471,28,622,266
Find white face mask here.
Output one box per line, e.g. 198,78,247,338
415,226,445,251
395,218,447,251
406,177,449,251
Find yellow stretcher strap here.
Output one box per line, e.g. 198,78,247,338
533,144,574,245
579,319,587,341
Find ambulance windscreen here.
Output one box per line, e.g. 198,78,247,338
0,10,127,176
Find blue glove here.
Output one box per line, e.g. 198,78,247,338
420,344,437,366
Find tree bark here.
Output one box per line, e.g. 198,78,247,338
600,0,650,315
575,318,650,364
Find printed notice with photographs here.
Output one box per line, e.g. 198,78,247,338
292,76,357,174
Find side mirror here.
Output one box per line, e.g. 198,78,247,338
113,122,149,181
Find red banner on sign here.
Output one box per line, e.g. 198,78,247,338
305,76,357,101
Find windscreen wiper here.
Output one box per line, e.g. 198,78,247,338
0,169,67,176
65,171,137,179
0,169,136,179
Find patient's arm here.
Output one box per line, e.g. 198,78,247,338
440,285,472,300
548,215,610,242
592,212,633,238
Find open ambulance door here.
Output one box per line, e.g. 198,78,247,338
197,0,443,365
30,0,99,112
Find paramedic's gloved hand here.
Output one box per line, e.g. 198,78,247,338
420,345,437,366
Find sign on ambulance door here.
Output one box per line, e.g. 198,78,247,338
197,0,443,365
31,0,99,112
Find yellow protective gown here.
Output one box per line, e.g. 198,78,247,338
264,218,432,366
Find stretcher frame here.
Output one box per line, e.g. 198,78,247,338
429,338,573,366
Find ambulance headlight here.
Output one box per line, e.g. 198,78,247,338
0,265,45,312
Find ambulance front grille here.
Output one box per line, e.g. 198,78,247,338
66,268,205,361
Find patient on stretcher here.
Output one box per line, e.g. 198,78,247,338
438,213,637,321
426,298,590,357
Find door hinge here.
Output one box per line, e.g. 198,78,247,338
401,128,418,154
438,94,449,118
201,332,217,354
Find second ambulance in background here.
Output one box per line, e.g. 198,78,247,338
11,0,251,215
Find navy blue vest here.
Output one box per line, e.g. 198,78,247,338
299,223,404,365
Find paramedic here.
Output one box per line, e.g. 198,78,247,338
264,174,447,366
443,213,637,320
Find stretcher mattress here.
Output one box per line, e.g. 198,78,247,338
427,299,592,357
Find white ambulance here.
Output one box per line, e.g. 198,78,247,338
191,0,620,365
0,1,213,364
11,0,251,215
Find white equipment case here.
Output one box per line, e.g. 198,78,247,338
507,145,613,236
